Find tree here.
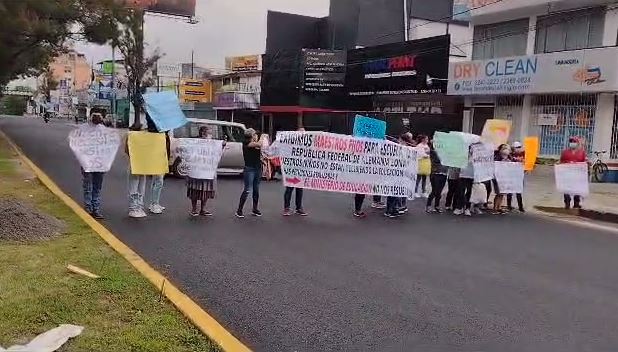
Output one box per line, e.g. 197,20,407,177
0,0,121,90
113,8,161,127
38,68,58,101
1,96,28,116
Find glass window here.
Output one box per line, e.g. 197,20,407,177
472,19,529,60
535,8,604,53
172,122,244,142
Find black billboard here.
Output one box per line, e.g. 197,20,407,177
301,49,347,94
345,35,450,109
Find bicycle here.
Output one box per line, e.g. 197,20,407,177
591,150,608,182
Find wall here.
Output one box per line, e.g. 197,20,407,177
409,18,471,59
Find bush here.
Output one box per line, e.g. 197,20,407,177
0,96,28,115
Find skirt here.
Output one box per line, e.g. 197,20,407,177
186,177,216,201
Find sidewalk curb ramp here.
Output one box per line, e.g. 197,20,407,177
535,206,618,225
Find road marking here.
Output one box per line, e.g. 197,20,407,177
529,209,618,235
0,130,252,352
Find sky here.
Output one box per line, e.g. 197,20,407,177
75,0,330,70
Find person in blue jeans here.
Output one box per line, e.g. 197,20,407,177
81,111,106,219
236,129,263,218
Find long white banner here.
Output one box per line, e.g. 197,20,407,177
68,125,121,172
276,131,418,197
555,163,589,196
176,138,223,179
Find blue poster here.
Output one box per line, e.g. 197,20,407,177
353,115,386,139
142,91,188,132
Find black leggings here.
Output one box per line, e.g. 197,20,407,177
455,178,473,210
415,175,427,193
507,193,524,211
354,194,365,212
445,179,459,208
427,174,447,208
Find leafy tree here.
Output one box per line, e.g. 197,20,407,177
112,8,162,126
1,96,28,116
0,0,120,90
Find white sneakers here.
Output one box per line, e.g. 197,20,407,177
464,209,472,217
128,209,147,218
453,209,463,215
149,204,165,214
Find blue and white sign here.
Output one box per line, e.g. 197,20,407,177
142,91,188,132
447,47,618,95
353,115,386,139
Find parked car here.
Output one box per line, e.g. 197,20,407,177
168,118,246,177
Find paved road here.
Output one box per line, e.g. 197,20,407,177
3,116,618,352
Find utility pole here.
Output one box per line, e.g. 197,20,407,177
111,46,117,127
191,50,194,79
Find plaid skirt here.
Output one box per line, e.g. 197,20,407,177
186,177,216,201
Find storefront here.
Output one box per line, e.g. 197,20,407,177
448,47,618,161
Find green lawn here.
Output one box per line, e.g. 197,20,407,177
0,137,219,351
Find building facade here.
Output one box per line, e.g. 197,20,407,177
447,0,618,180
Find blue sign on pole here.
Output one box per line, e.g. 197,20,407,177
142,91,188,132
353,115,386,139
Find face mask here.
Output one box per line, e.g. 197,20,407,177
569,143,578,149
500,151,510,158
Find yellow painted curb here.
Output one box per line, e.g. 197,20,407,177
0,130,252,352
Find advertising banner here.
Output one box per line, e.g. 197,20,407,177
495,161,524,194
448,47,618,95
433,132,469,168
471,143,495,182
143,91,188,132
276,131,419,197
128,131,169,175
176,139,223,179
120,0,196,17
157,62,182,77
353,115,387,139
69,125,121,172
481,119,511,147
555,163,589,196
225,55,260,72
179,79,213,103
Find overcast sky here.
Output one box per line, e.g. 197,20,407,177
75,0,330,69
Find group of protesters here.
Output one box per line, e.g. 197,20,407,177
75,110,587,221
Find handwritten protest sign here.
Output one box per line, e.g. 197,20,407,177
69,125,120,172
276,131,418,197
495,161,524,194
555,163,589,196
482,119,512,147
176,139,223,179
127,131,169,175
433,132,468,168
353,115,386,139
143,91,188,132
471,143,494,182
524,136,539,171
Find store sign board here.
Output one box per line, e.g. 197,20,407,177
179,79,212,103
537,114,558,126
448,47,618,95
225,55,260,72
300,49,347,94
157,62,181,77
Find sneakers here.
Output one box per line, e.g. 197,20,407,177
149,204,165,214
473,207,484,215
464,209,472,217
282,208,292,216
371,202,386,209
453,209,463,216
129,209,147,218
422,192,430,198
235,210,245,218
91,211,104,220
414,193,422,198
445,206,453,211
252,209,262,217
200,210,213,217
353,211,366,218
426,206,436,214
434,207,443,214
384,212,399,218
295,209,308,216
397,207,408,215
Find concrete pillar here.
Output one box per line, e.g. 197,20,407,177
526,16,537,55
603,4,618,47
592,93,614,156
462,96,473,132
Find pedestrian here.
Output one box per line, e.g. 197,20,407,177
492,144,512,214
353,194,367,218
146,119,167,215
236,128,263,218
371,195,386,209
455,148,474,216
445,167,460,210
426,141,448,213
187,126,222,217
283,127,308,216
560,136,587,209
507,141,525,212
415,134,431,198
81,111,106,219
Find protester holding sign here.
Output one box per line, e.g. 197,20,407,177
283,128,308,217
415,135,431,198
507,142,525,212
455,156,474,216
559,137,587,209
445,167,460,210
182,126,224,217
69,111,120,219
236,129,263,218
426,142,448,213
492,144,512,214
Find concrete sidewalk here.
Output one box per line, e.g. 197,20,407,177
525,165,618,217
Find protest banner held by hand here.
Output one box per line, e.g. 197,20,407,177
69,125,121,172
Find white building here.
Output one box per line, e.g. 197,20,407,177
447,0,618,178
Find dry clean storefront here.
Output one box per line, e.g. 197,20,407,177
447,47,618,178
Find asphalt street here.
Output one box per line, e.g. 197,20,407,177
3,116,618,352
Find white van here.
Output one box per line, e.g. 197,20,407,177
168,118,247,176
